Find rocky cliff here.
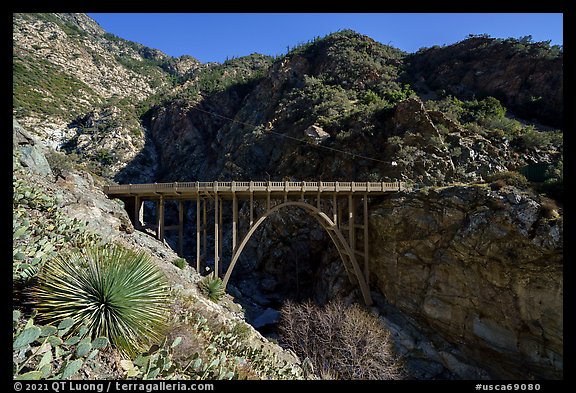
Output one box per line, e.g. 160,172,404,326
370,185,562,379
143,31,561,191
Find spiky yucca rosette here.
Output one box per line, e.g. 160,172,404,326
31,244,170,357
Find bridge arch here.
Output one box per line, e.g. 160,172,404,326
222,201,372,305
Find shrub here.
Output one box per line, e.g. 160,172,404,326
172,257,187,269
45,150,78,178
31,244,170,357
490,179,507,191
462,96,506,122
199,274,225,303
486,171,528,188
278,299,404,380
540,197,560,219
536,179,563,203
513,127,562,151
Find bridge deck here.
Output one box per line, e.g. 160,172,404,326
104,181,405,200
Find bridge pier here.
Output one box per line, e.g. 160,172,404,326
156,196,165,241
178,201,184,256
214,195,219,277
196,198,201,272
363,195,370,283
232,193,238,255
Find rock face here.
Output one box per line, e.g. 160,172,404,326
13,119,52,177
369,185,563,379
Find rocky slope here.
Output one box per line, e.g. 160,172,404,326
406,35,563,128
13,14,563,380
13,120,303,380
13,13,199,179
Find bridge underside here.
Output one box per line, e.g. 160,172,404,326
106,181,405,306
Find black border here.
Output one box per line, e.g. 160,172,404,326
8,0,573,389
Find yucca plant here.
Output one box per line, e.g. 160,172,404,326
31,244,170,357
198,273,225,303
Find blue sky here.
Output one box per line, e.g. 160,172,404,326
88,13,563,63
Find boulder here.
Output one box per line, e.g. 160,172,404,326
304,124,330,144
251,308,281,329
13,119,52,177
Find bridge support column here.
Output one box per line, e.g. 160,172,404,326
219,197,223,276
363,195,369,284
348,194,355,254
202,199,207,265
317,181,321,210
337,198,343,228
333,194,337,224
232,193,238,254
178,200,184,257
134,196,143,230
156,196,164,241
196,198,201,272
214,195,219,277
249,194,254,227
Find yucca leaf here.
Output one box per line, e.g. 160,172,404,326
199,274,225,302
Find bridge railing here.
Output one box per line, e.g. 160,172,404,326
104,181,406,195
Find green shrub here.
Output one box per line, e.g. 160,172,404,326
278,299,404,380
199,274,225,303
464,96,506,120
172,257,187,269
45,150,78,178
486,171,528,188
31,244,170,357
513,127,562,151
540,197,560,219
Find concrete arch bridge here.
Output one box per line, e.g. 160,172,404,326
104,181,406,305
